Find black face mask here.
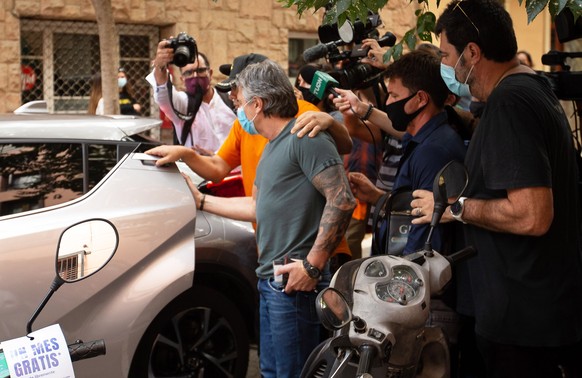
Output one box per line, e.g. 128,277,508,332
298,87,321,106
384,92,425,132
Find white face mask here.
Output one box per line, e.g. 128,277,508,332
118,77,127,88
440,47,473,98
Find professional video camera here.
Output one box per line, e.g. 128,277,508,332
303,12,396,90
167,32,198,68
540,8,582,101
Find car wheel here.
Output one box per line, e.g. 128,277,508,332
129,286,250,378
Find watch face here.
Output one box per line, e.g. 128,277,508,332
451,201,462,216
303,260,321,278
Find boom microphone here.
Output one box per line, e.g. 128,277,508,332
310,71,340,100
303,41,343,63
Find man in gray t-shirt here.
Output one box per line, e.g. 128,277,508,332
182,60,355,378
254,117,343,279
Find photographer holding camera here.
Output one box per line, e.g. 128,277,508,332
146,34,235,154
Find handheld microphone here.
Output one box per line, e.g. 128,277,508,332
309,71,340,100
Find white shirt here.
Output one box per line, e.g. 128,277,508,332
96,98,104,115
146,70,235,151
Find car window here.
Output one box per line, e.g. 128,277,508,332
0,142,118,216
88,144,118,189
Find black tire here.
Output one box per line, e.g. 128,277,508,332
129,286,250,378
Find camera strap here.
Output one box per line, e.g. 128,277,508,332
166,79,204,145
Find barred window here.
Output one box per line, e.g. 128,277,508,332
20,20,158,116
288,33,319,81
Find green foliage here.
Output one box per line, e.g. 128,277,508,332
281,0,581,62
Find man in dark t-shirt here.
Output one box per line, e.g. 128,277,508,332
412,0,582,376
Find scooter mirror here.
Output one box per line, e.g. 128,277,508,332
433,160,469,207
316,288,352,330
422,161,468,252
56,219,119,282
28,219,119,336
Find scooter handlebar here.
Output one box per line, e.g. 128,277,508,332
445,246,476,266
68,339,106,362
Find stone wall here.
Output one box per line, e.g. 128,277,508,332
1,0,416,113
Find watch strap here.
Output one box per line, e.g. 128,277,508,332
450,196,468,224
302,259,321,279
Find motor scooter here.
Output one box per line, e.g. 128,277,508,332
0,219,117,378
301,160,476,378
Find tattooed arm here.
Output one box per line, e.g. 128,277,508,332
280,164,356,293
308,164,357,266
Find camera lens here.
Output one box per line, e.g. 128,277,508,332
340,63,375,89
173,46,191,67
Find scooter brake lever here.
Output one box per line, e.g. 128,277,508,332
330,348,355,378
404,251,426,265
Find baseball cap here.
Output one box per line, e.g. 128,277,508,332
216,53,268,92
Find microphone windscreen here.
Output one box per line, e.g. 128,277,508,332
303,44,329,63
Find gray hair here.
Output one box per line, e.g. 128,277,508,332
235,59,298,118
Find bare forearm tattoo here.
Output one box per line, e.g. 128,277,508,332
311,164,357,258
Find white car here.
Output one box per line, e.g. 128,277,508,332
0,110,258,377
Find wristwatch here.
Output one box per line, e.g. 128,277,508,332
302,259,322,279
450,197,468,223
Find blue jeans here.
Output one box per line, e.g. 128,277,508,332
258,277,329,378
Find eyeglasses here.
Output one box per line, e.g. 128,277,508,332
453,1,480,35
182,67,209,78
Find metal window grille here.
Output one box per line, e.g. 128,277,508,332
20,19,158,116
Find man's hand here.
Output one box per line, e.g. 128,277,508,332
332,88,367,119
152,39,174,85
145,145,190,167
291,111,335,138
360,38,390,69
410,189,454,225
348,172,385,205
181,172,204,207
410,189,435,225
276,260,318,294
154,39,174,69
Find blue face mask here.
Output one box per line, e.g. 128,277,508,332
237,99,259,135
440,48,473,98
117,77,127,88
